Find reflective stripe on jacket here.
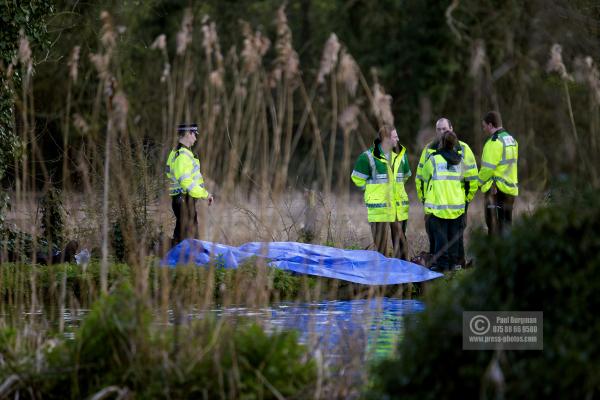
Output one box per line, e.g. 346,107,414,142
421,153,466,219
350,143,411,222
478,129,518,196
165,146,210,199
415,139,478,205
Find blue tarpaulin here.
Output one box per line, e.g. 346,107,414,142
161,239,442,285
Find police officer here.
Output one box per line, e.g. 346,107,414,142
479,111,518,236
351,125,411,259
420,131,466,272
415,118,478,266
166,124,214,245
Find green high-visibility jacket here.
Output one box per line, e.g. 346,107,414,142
350,142,411,222
421,152,466,219
478,129,518,196
415,139,479,205
165,145,210,199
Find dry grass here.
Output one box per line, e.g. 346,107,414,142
1,5,583,396
3,6,559,272
5,186,539,261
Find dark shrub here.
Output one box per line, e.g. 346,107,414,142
0,284,317,399
40,185,65,251
368,187,600,399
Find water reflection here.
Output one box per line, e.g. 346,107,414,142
9,298,424,360
200,298,425,360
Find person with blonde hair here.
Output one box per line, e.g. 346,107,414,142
351,125,411,259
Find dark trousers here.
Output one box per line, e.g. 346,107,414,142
426,204,469,266
485,188,515,236
425,214,434,254
370,220,408,260
429,214,464,271
172,195,199,245
458,203,468,265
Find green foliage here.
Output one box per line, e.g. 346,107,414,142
111,202,153,262
111,219,126,262
368,186,600,399
0,259,417,309
0,262,132,305
0,260,312,306
0,94,19,179
211,257,310,300
0,69,19,224
271,267,301,297
0,225,29,261
0,1,54,64
0,283,317,398
0,191,9,226
0,0,53,152
340,0,459,110
229,323,316,399
69,283,153,396
40,185,65,248
0,224,57,262
3,0,598,199
0,1,53,225
298,227,316,243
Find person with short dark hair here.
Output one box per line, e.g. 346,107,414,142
351,125,411,259
415,117,478,266
166,124,214,245
420,131,467,272
479,111,518,235
483,111,502,129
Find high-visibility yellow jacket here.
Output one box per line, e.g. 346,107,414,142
165,145,210,199
421,150,466,219
415,139,478,205
478,129,518,196
350,141,411,222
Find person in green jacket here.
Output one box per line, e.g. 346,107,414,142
415,118,478,266
351,125,411,259
479,111,518,236
166,123,214,245
420,130,466,272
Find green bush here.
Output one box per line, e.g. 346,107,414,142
0,224,58,262
0,283,317,399
368,187,600,399
111,219,126,262
39,185,65,250
1,260,320,310
165,321,316,399
1,1,54,227
0,262,132,304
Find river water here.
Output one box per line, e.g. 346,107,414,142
193,298,425,361
55,297,426,361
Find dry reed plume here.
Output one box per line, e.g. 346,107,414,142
5,4,600,396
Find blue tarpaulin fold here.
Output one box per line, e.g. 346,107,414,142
161,239,443,285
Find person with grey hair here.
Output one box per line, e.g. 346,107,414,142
415,117,478,267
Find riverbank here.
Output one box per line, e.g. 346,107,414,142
0,259,431,315
0,260,453,398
